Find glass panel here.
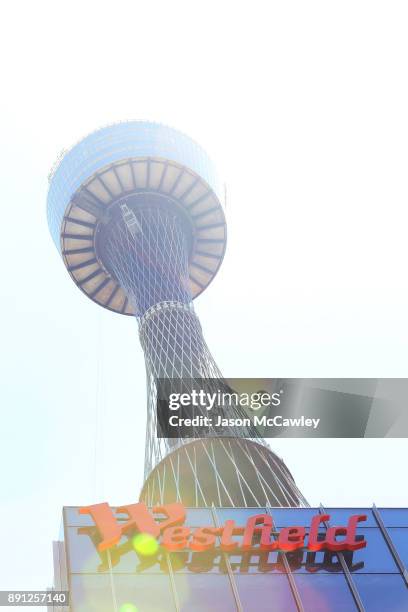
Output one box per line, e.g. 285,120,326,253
215,508,267,525
170,548,286,574
294,574,358,611
279,529,394,574
70,574,113,612
235,574,297,611
171,542,288,575
268,508,322,527
174,574,236,611
66,527,166,574
379,509,408,527
323,509,376,527
229,550,286,574
70,574,175,612
349,529,399,573
388,528,408,568
115,575,175,611
184,508,215,526
170,550,228,574
354,575,408,612
287,549,345,574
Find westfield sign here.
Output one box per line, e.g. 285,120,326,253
79,502,367,553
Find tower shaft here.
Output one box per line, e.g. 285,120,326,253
101,202,307,507
102,202,258,473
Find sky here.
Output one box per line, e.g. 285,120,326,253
1,0,408,604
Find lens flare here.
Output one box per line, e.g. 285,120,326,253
119,604,138,612
132,532,159,556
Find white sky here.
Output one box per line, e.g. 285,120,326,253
1,0,408,600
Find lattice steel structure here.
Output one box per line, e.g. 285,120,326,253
47,121,307,508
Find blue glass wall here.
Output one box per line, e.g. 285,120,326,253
61,506,408,611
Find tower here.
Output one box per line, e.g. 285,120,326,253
47,121,306,508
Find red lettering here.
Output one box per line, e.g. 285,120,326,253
242,514,276,551
162,526,191,550
278,526,306,551
190,527,220,551
79,503,158,551
220,520,242,551
325,515,367,551
151,503,186,532
79,501,185,552
79,502,368,557
308,514,330,551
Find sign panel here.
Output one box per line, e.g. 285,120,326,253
79,502,367,555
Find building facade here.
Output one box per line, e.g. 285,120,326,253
52,505,408,611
